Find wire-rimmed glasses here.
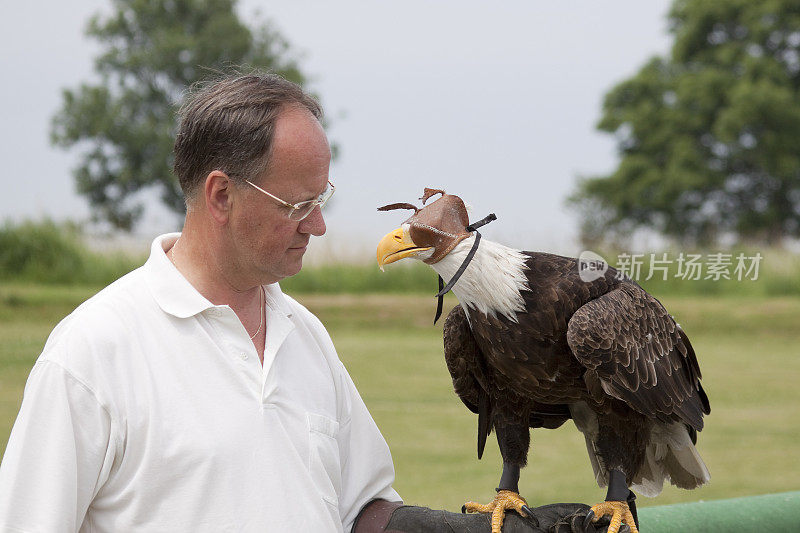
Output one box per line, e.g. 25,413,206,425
245,179,335,221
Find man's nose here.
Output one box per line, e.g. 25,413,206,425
298,205,326,236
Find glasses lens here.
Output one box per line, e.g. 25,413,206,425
318,182,334,206
289,203,316,221
288,182,334,221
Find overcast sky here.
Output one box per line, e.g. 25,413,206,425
0,1,673,260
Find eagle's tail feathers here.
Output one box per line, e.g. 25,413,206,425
633,422,710,497
630,446,665,497
659,423,710,490
571,403,710,498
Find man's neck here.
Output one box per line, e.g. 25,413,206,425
171,223,268,362
171,221,263,312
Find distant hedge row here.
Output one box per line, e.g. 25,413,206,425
0,220,141,285
1,220,798,296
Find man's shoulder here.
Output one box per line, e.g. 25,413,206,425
65,265,150,321
42,267,153,364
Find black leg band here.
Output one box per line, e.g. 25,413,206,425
496,462,521,493
605,469,630,501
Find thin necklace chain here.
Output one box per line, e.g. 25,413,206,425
170,238,264,341
249,287,264,340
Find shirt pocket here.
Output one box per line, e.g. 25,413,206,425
307,412,342,509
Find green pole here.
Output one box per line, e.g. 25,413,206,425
638,491,800,532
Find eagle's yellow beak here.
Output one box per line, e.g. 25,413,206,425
377,227,431,271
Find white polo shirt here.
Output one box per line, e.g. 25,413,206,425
0,233,400,532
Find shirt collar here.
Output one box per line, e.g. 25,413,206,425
145,233,294,320
264,282,294,319
145,233,215,318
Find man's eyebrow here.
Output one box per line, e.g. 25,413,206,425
296,182,328,203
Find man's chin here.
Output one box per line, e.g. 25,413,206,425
262,252,306,284
279,257,304,280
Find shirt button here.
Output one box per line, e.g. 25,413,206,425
240,352,248,360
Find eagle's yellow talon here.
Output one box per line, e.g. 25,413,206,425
589,500,638,533
463,501,493,513
463,490,528,533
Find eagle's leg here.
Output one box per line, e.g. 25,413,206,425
587,469,639,533
462,424,532,533
585,417,646,533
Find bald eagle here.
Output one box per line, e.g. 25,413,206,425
377,190,710,533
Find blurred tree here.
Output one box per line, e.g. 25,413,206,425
51,0,310,230
570,0,800,246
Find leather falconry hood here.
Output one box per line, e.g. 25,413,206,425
377,188,472,264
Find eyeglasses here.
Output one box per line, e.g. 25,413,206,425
245,179,335,221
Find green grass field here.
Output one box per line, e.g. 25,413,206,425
1,284,799,511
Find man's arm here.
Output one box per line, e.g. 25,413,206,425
0,360,115,532
334,363,402,532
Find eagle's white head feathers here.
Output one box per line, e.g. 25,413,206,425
429,235,529,323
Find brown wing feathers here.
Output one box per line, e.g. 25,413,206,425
566,282,709,431
443,305,493,458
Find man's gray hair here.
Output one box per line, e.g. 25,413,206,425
173,72,322,201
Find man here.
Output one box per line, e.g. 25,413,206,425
0,73,400,532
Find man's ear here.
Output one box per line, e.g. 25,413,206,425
204,171,234,224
